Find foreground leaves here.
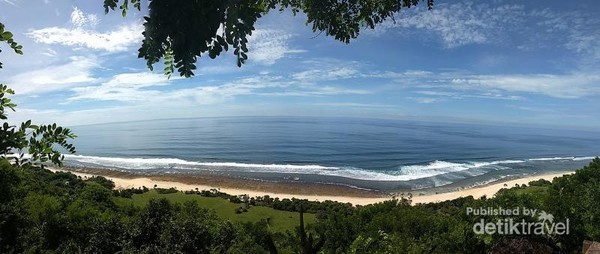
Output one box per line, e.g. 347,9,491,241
0,23,76,167
0,85,77,167
104,0,434,77
0,22,23,69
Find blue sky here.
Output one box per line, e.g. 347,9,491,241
0,0,599,130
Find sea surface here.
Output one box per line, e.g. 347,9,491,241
65,116,600,191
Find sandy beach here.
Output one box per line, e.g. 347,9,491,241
409,172,571,204
51,168,573,206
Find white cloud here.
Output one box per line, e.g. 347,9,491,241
67,68,372,106
362,70,435,80
0,0,18,6
70,7,98,28
248,29,305,65
366,1,600,62
11,101,252,127
287,58,600,100
163,76,287,104
68,73,287,104
27,7,141,52
513,9,594,61
288,58,363,82
414,90,522,101
507,105,556,114
409,97,441,104
168,85,254,105
375,2,524,47
373,69,600,99
102,73,173,88
28,24,141,52
261,86,370,97
313,102,398,109
68,72,172,102
292,67,358,82
538,11,600,61
7,56,98,95
450,73,600,99
42,48,58,57
8,105,165,127
566,34,600,60
70,86,160,102
312,86,370,95
197,64,238,75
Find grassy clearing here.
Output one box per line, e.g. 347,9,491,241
113,190,316,232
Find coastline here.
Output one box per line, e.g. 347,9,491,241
409,172,571,204
51,167,574,205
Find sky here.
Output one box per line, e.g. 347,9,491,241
0,0,599,130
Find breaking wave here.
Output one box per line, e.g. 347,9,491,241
63,155,597,182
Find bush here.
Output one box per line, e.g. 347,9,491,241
81,182,113,205
527,179,551,187
113,187,149,198
229,196,242,204
85,176,115,190
234,207,248,214
155,187,178,194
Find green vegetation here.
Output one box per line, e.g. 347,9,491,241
114,190,316,232
0,161,320,253
2,158,600,253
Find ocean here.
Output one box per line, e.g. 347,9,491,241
65,116,599,191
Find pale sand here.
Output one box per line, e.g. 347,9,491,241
409,172,572,204
53,170,573,206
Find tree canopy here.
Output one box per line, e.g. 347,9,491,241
104,0,434,77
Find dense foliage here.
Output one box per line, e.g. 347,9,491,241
1,158,599,253
0,161,318,253
104,0,434,77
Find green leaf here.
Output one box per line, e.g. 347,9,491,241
1,31,13,40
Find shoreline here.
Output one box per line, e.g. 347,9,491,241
51,167,574,205
409,172,571,204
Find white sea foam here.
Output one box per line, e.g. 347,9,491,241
196,162,337,170
62,154,536,182
65,154,200,169
63,155,595,182
573,156,597,161
65,154,401,180
529,156,597,161
529,156,575,161
394,160,524,181
469,175,510,188
430,178,454,187
64,155,338,170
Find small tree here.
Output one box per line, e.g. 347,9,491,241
0,22,76,167
297,204,325,254
261,204,325,254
